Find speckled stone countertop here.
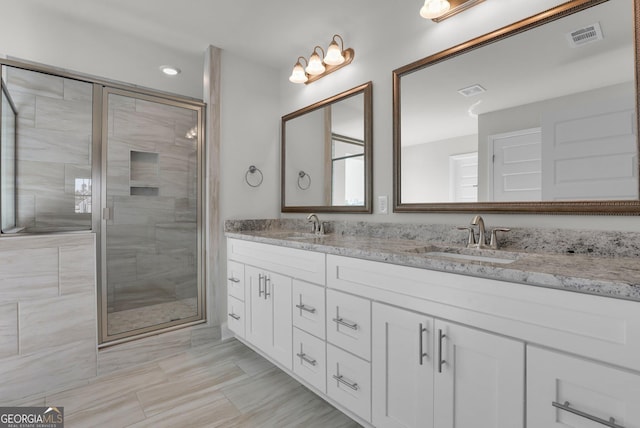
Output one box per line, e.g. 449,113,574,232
225,219,640,302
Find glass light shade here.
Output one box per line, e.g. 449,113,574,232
289,62,308,83
324,41,345,66
305,52,326,76
420,0,450,19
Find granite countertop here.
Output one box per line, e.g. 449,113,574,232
226,226,640,302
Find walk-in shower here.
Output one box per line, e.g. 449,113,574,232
0,63,206,344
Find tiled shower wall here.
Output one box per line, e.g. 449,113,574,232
0,233,97,402
6,67,92,231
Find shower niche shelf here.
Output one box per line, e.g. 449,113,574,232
130,150,159,196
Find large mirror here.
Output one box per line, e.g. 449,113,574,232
282,82,372,213
394,0,640,214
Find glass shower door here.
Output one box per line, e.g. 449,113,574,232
101,88,203,343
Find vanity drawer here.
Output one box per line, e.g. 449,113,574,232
227,260,245,301
527,346,640,428
293,327,326,394
227,238,325,285
326,289,371,361
227,295,245,338
327,343,371,423
292,280,326,339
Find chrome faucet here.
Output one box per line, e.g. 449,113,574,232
471,215,487,249
458,215,510,249
306,213,325,236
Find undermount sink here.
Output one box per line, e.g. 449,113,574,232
405,245,520,265
284,232,325,240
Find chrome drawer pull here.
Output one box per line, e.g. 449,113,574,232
264,276,271,299
552,401,625,428
419,323,428,365
228,313,240,321
332,374,359,391
438,329,446,373
258,274,264,297
296,352,317,366
296,303,316,314
333,317,358,330
228,277,240,283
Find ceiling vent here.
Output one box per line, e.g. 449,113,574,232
457,84,486,97
567,22,603,47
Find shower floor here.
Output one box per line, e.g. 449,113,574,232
107,297,198,336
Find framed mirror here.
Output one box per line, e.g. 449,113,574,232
282,81,373,213
393,0,640,214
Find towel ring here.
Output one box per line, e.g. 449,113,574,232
297,171,311,190
245,165,263,188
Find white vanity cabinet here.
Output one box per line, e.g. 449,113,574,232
227,237,640,428
371,303,524,428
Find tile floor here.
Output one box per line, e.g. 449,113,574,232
44,338,361,427
107,298,198,335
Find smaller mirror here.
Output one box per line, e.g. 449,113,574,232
282,82,373,213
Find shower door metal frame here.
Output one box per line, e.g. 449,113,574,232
98,87,206,345
0,77,19,233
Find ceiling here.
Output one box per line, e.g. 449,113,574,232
10,0,429,69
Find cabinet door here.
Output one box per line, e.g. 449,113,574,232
269,271,293,370
528,346,640,428
245,265,272,352
372,303,434,428
434,320,524,428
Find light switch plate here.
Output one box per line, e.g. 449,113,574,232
378,196,388,214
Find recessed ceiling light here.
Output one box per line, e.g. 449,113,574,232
160,65,181,76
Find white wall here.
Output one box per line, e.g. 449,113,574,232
276,0,640,232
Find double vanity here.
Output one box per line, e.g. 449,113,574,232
225,219,640,428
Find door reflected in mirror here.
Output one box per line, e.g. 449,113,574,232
394,0,640,214
282,82,372,213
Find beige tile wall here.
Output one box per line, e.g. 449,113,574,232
0,233,97,403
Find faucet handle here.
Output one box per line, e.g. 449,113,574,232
457,226,476,247
489,228,511,250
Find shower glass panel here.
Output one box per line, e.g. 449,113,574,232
1,79,17,232
1,66,92,233
102,89,203,341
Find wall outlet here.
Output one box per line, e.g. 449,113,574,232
378,195,389,214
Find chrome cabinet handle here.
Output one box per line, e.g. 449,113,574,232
228,277,240,283
438,329,446,373
552,401,625,428
264,276,271,299
258,274,264,297
296,352,317,366
419,323,428,365
228,313,240,320
296,304,316,314
333,317,358,330
332,374,359,391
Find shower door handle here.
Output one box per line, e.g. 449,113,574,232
102,207,112,220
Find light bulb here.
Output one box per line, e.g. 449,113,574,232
420,0,450,19
324,41,345,66
289,61,308,83
305,52,326,76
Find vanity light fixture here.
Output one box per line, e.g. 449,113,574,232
421,0,485,23
160,65,181,76
289,34,354,85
